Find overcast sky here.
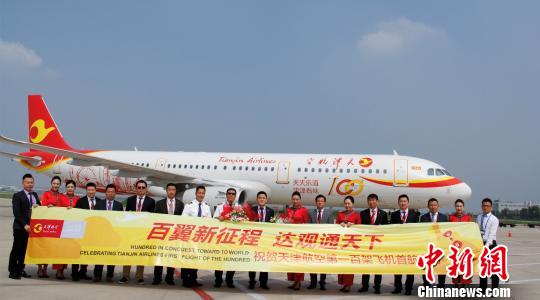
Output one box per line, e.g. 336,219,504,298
1,1,539,211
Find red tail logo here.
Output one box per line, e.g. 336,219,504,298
28,95,73,150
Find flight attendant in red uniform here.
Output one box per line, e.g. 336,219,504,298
286,191,309,290
336,196,361,292
52,180,79,279
39,176,64,278
449,199,473,286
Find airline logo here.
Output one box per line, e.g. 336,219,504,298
359,157,373,168
30,219,86,238
31,219,64,238
29,119,56,144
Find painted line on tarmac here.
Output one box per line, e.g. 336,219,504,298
192,286,214,300
508,278,540,284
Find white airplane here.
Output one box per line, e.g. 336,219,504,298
0,95,471,209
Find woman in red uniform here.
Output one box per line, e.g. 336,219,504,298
336,196,361,292
39,176,64,278
286,191,308,290
52,180,79,279
449,199,473,287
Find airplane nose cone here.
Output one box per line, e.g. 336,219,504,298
460,182,472,200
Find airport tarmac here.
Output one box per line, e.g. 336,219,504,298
0,199,538,299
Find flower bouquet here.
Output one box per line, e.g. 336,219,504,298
269,213,290,224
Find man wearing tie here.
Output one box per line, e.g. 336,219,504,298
152,183,184,286
420,198,448,287
9,173,40,280
119,179,155,285
248,191,274,289
477,198,500,293
390,194,419,296
73,182,102,281
181,185,211,287
307,194,334,290
93,184,124,282
359,193,388,294
213,188,238,288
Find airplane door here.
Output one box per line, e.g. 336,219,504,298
52,155,62,174
276,161,290,184
155,158,167,171
393,159,409,186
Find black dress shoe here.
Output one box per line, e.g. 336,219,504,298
152,279,161,285
226,283,235,288
307,283,317,289
248,283,255,289
405,290,412,296
392,289,402,294
20,271,31,278
287,284,295,289
9,273,21,280
165,279,175,286
358,287,368,292
320,284,326,291
374,288,381,294
260,284,270,290
72,275,80,281
80,274,92,280
193,281,203,287
214,282,222,288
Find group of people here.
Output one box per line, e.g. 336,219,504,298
9,173,500,295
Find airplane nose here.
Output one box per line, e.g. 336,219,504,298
459,182,472,200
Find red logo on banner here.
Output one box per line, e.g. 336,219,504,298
30,219,64,238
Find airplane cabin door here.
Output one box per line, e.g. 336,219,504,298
393,159,409,186
276,161,290,184
155,158,167,171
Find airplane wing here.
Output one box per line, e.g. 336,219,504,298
0,150,42,163
0,135,231,187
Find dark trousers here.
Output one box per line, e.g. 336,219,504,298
215,270,235,284
423,274,446,287
181,268,198,285
94,265,115,279
362,274,382,289
480,241,500,291
8,229,29,274
310,273,327,285
71,264,89,278
154,266,175,282
394,274,414,292
248,271,268,285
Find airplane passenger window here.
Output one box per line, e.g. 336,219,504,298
354,169,358,173
271,167,275,171
190,165,193,169
146,163,149,167
233,166,236,170
428,168,434,176
311,168,315,172
368,169,372,174
318,168,322,173
339,169,343,173
223,166,227,170
207,165,210,169
195,165,199,169
347,169,350,173
252,166,255,171
361,169,365,174
258,167,262,171
184,164,187,168
332,168,336,173
264,167,268,171
436,169,445,176
304,168,308,172
178,164,182,168
173,164,176,168
214,165,217,170
325,168,329,173
239,166,243,170
167,164,170,168
245,166,249,171
376,169,379,174
297,168,301,172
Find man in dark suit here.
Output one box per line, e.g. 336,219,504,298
72,181,103,281
9,173,40,280
390,194,419,296
420,198,448,288
248,191,274,290
359,193,388,294
307,194,334,290
93,184,124,282
119,179,155,285
152,183,184,286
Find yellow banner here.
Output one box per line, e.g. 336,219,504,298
26,207,484,274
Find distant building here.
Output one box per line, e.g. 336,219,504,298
494,199,540,212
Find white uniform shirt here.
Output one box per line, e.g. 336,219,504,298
213,201,235,218
476,212,499,246
182,199,211,218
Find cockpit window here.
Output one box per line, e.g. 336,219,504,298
442,169,451,176
427,168,434,176
436,169,445,176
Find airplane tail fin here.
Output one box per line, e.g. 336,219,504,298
28,95,74,151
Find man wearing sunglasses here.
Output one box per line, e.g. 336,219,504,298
212,188,238,288
119,179,155,285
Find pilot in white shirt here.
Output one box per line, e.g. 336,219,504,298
182,186,211,218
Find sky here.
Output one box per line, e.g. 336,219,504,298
1,1,539,212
